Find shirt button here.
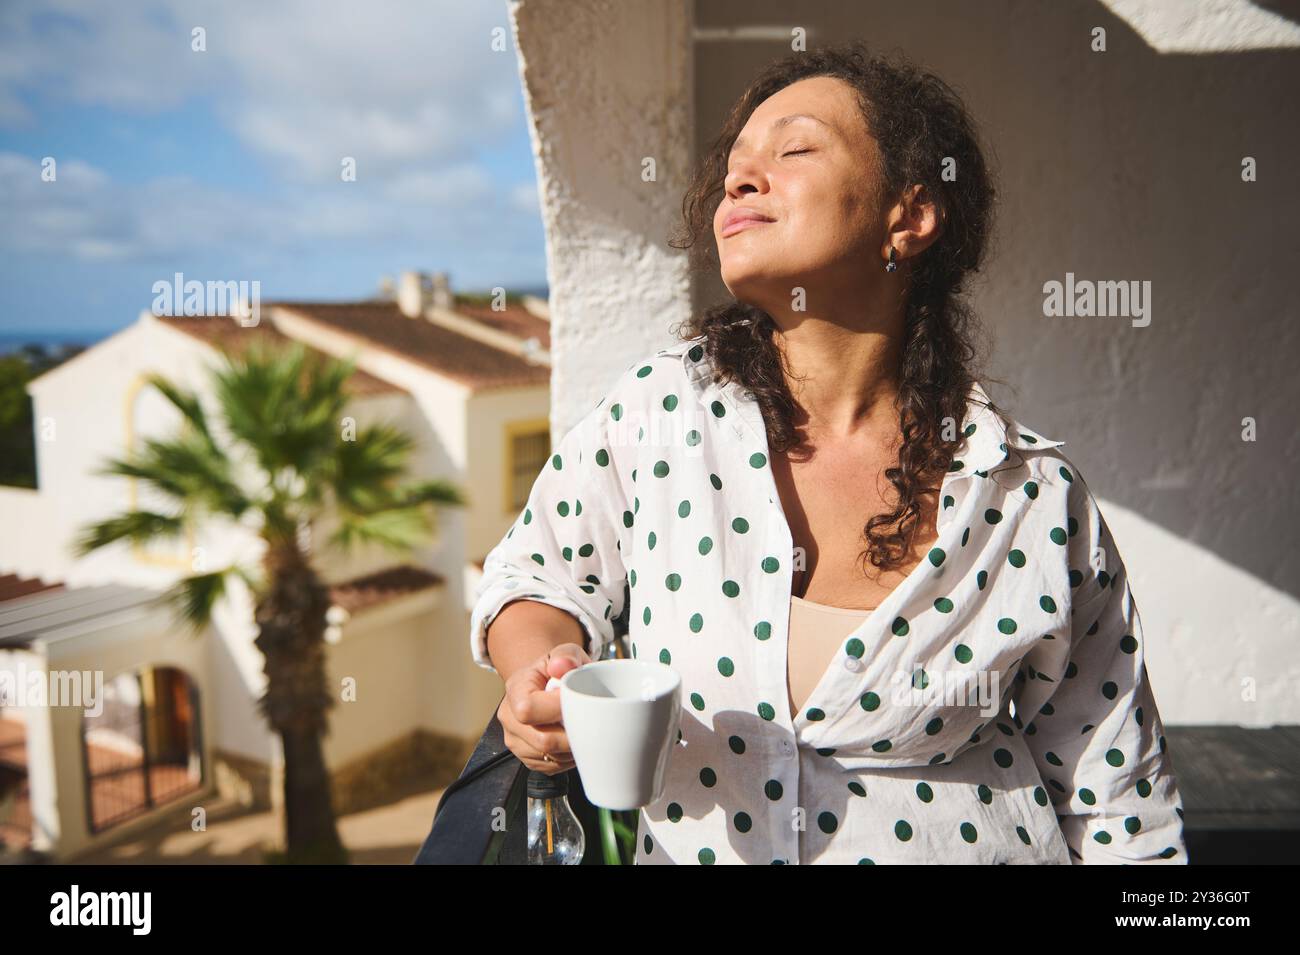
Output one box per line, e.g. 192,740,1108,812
781,739,793,755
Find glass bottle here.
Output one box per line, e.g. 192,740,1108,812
526,769,584,865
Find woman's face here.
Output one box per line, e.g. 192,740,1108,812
714,75,890,308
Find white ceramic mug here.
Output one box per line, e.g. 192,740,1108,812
557,659,682,810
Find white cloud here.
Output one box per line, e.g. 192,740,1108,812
0,0,524,178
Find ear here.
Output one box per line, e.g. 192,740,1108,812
881,184,944,265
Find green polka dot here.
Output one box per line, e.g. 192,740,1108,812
530,553,544,565
647,530,656,550
928,547,945,567
891,616,910,636
636,365,652,378
722,579,740,598
662,394,678,411
689,612,704,633
699,767,716,787
710,473,722,490
960,822,978,843
977,784,993,804
653,460,670,478
845,638,865,659
1106,748,1125,767
997,617,1017,635
806,707,825,722
1023,480,1039,499
1050,527,1068,545
698,536,713,555
658,648,671,665
976,570,987,590
1120,634,1139,653
749,452,767,469
859,692,880,712
1059,466,1073,482
665,572,681,591
609,403,623,421
731,517,749,533
1136,779,1152,798
1039,595,1057,613
925,717,943,736
733,811,752,833
754,621,772,640
895,820,913,842
710,400,726,418
993,748,1013,768
954,644,973,663
728,736,745,754
764,779,783,800
934,596,954,613
916,782,934,802
985,508,1003,524
561,546,572,560
817,812,838,834
677,500,691,519
666,802,683,821
689,693,705,711
1016,826,1031,845
1008,549,1026,568
698,847,715,864
757,702,775,721
1079,788,1096,806
761,556,780,573
642,607,651,625
1093,831,1112,845
848,782,866,797
717,657,734,677
871,739,891,752
685,430,701,447
688,344,704,361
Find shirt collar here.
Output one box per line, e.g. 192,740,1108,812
668,336,1065,478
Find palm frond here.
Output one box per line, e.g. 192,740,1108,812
153,567,240,634
73,510,185,556
327,504,433,554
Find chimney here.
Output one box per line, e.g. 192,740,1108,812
431,271,453,310
397,271,432,318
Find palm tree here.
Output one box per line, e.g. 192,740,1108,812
74,336,465,864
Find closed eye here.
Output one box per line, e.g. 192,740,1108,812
782,148,813,157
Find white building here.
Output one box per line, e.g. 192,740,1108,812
0,271,552,859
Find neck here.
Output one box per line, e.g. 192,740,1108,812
769,294,906,441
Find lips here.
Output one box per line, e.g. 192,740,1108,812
721,208,775,238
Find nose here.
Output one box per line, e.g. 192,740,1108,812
723,155,767,201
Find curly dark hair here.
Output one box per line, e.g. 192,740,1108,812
668,42,1005,574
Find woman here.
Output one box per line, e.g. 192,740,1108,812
469,43,1187,864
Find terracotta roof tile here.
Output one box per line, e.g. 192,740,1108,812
156,314,403,397
328,564,444,614
272,302,550,391
451,299,551,350
0,574,64,604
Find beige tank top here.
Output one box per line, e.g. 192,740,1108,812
787,595,874,720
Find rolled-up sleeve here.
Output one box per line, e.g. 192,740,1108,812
1015,467,1188,863
469,384,632,676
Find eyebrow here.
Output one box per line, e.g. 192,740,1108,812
731,113,832,154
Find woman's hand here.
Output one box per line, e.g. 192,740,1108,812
497,642,591,775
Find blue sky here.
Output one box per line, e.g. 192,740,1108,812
0,0,548,342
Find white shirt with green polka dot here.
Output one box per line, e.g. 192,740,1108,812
470,336,1188,865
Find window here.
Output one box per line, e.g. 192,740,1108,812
505,422,550,513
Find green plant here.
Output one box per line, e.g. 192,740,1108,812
75,337,465,864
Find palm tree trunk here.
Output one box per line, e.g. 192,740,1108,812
254,545,347,864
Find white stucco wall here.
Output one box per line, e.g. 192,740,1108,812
513,0,1300,725
509,0,696,438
